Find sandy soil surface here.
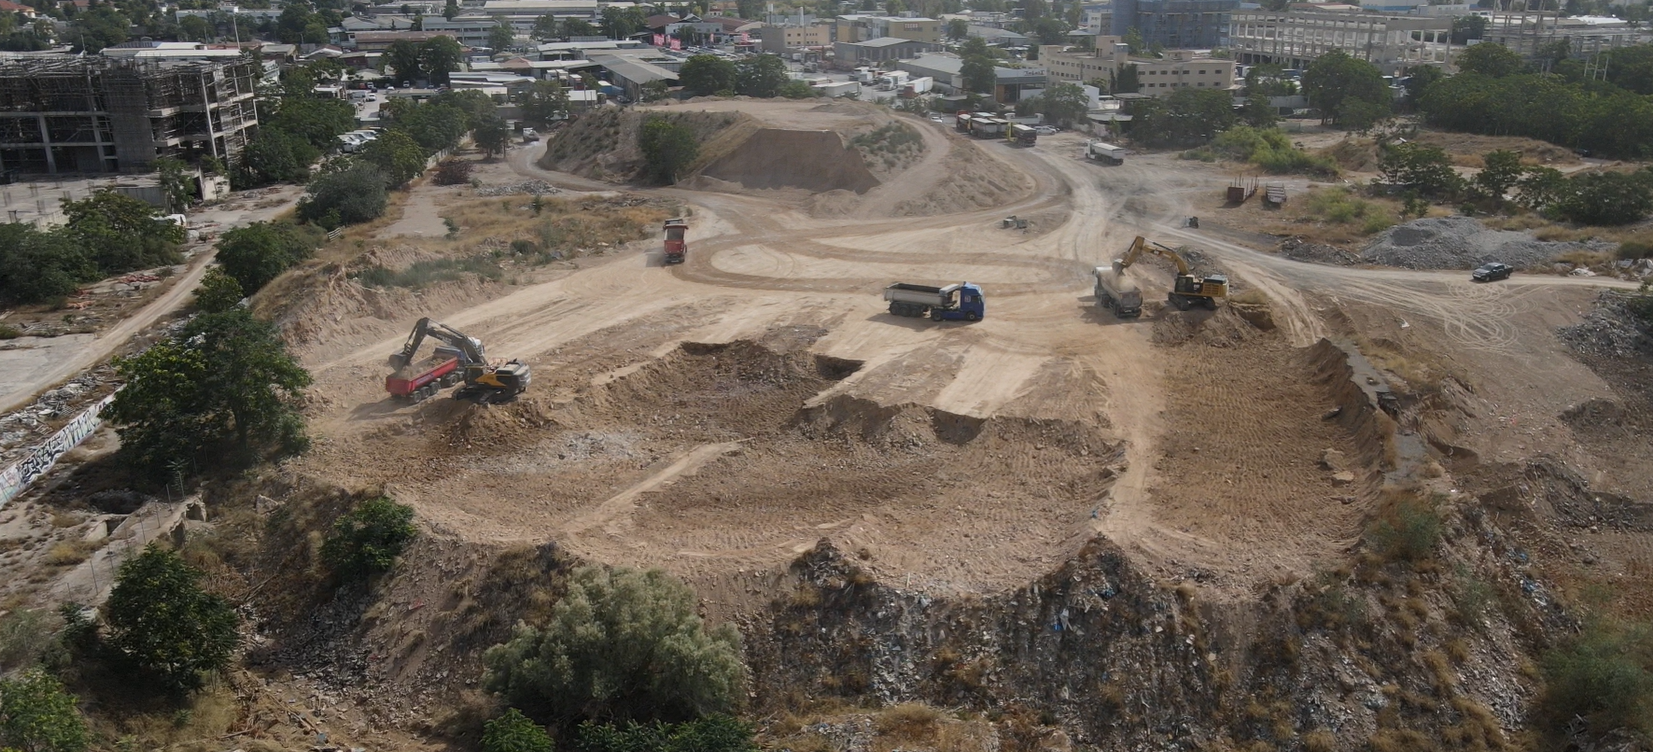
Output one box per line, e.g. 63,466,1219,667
282,103,1644,601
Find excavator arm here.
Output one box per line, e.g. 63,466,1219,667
388,317,487,371
1114,236,1192,275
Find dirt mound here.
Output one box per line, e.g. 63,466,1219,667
1361,216,1614,270
1151,305,1270,347
698,129,880,194
539,109,761,183
889,141,1036,217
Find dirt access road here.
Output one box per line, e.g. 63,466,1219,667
0,185,306,416
294,102,1635,600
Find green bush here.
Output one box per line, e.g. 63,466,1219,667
214,221,320,296
0,324,21,340
0,670,88,752
194,267,245,313
575,716,757,752
1304,187,1393,233
298,165,389,228
104,545,240,694
1365,495,1442,563
483,565,746,724
0,610,58,673
484,708,554,752
1539,619,1653,738
321,496,417,579
1201,126,1339,178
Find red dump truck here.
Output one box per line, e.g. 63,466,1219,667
663,218,688,265
385,346,464,401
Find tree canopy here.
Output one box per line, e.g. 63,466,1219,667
482,566,746,725
1455,41,1525,78
638,117,699,184
214,221,319,295
0,670,87,752
734,55,788,98
1301,50,1389,127
299,165,389,228
104,545,239,694
107,309,311,482
679,55,737,96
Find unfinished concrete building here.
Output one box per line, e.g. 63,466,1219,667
1229,10,1452,74
0,57,260,176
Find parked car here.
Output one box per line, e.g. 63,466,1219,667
1471,262,1513,282
1035,125,1058,135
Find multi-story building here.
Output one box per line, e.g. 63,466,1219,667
422,15,516,46
835,15,943,43
0,57,260,175
1227,9,1451,73
757,24,833,53
351,30,461,51
1477,12,1650,59
834,37,942,66
1117,0,1237,48
1080,2,1114,34
1040,41,1235,95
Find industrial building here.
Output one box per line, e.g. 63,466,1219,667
0,57,260,176
1117,0,1237,48
1040,42,1235,96
834,14,944,43
1227,9,1452,73
1476,12,1650,59
834,37,943,66
897,54,1047,102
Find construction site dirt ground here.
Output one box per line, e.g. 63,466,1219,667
279,99,1652,609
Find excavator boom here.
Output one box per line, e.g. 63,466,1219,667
386,317,528,403
388,317,487,371
1112,236,1226,311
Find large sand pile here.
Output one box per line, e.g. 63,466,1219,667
697,128,880,194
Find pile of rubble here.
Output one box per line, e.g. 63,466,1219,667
1362,216,1614,270
0,366,116,464
1279,237,1359,265
473,180,559,197
1558,291,1653,360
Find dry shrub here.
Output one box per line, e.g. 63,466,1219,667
1369,728,1436,752
434,159,474,186
876,703,941,741
44,540,93,566
1303,730,1336,752
1365,492,1442,564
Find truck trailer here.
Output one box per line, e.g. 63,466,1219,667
883,282,986,322
663,218,688,264
1093,263,1143,318
900,77,934,97
1087,141,1126,164
815,81,860,98
969,117,1007,138
1007,123,1037,146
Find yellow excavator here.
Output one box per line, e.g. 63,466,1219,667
1116,236,1228,311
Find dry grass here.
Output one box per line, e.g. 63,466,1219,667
43,540,94,566
1303,730,1337,752
875,703,942,741
89,679,239,747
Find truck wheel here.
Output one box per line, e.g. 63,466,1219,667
966,312,979,322
930,309,943,322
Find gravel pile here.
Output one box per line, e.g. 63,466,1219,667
1361,216,1614,270
1558,291,1653,359
1279,237,1359,265
473,180,559,197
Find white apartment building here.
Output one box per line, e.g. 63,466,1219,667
1040,41,1236,96
1227,9,1451,74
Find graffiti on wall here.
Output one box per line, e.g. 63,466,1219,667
0,391,119,507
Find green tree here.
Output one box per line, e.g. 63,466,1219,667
400,102,472,151
960,54,996,96
946,18,968,39
564,17,597,36
1378,142,1462,198
386,39,424,84
475,117,512,157
276,2,315,43
433,89,499,126
532,14,561,40
299,165,388,227
321,496,417,579
265,96,356,149
235,128,319,187
107,310,311,481
153,157,195,213
1450,14,1486,45
1129,88,1237,147
193,267,244,313
734,54,788,97
1111,63,1139,93
488,18,515,50
1604,43,1653,95
1474,149,1524,202
601,6,646,38
420,35,464,85
1031,17,1068,44
0,224,91,305
1036,82,1087,127
484,709,554,752
178,14,213,41
1123,26,1144,54
1302,50,1389,127
71,6,129,51
1557,171,1653,226
214,221,318,294
443,0,459,19
1456,41,1524,77
62,190,185,275
638,116,699,184
360,129,429,187
679,54,737,96
482,566,746,724
1241,95,1279,128
522,80,571,125
104,546,239,694
0,670,87,752
1401,64,1443,110
1516,166,1568,211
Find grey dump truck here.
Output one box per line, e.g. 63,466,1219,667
1093,263,1143,318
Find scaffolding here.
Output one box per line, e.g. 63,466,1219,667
0,56,261,176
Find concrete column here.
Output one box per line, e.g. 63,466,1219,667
37,115,56,174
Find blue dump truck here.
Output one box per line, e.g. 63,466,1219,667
883,282,986,322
